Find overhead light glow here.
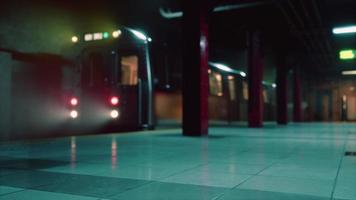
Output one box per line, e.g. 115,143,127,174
333,26,356,34
71,36,78,43
70,110,78,119
240,72,247,77
112,30,122,38
272,83,277,88
340,50,355,60
110,110,119,119
210,62,233,72
342,70,356,75
130,29,147,41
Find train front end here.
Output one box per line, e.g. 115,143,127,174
67,28,154,133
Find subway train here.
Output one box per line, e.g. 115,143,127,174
67,27,155,132
8,27,155,139
7,26,276,139
155,62,277,123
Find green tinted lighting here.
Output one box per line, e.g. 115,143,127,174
103,32,109,39
340,50,355,60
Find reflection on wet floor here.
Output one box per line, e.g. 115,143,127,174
0,123,356,200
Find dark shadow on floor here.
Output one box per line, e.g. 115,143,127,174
157,121,281,129
0,157,70,170
0,170,149,198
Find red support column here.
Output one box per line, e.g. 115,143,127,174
276,57,288,125
293,68,302,122
247,31,264,127
182,0,211,136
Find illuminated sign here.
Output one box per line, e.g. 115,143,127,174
103,32,109,39
84,34,93,41
340,50,356,60
93,33,103,40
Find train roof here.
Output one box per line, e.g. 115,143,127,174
71,26,152,45
209,62,276,88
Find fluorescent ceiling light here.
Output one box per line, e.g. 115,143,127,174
209,62,246,77
333,26,356,34
130,29,148,41
342,70,356,75
209,62,233,72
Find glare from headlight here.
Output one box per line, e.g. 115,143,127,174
70,110,78,119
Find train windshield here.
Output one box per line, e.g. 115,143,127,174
81,51,139,87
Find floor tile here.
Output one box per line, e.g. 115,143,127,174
259,163,339,180
0,186,24,196
0,189,99,200
34,174,149,198
218,189,330,200
0,123,355,199
95,165,183,181
237,175,334,198
161,169,251,188
110,181,227,200
333,178,356,200
185,162,266,175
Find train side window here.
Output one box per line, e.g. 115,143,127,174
228,76,236,100
243,81,249,100
209,72,223,96
121,55,138,86
263,89,269,103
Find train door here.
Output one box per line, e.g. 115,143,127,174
227,75,238,122
112,48,154,129
115,52,140,128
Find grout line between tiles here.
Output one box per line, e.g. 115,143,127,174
330,131,349,200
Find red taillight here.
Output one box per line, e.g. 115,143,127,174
70,97,78,106
110,96,119,106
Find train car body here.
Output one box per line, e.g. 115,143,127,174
67,28,155,133
7,27,154,139
155,62,276,123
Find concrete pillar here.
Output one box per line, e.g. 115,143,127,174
293,68,302,122
182,0,211,136
276,57,288,124
247,31,264,127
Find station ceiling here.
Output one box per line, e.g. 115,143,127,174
1,0,356,78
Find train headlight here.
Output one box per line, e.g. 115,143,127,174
70,110,78,119
70,97,78,106
110,96,119,106
110,110,119,119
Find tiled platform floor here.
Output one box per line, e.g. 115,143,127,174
0,123,356,199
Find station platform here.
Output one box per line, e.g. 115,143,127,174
0,123,355,200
